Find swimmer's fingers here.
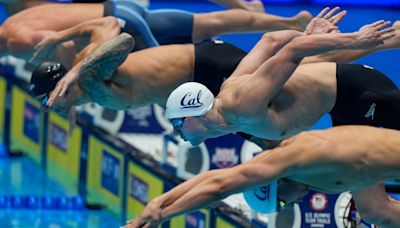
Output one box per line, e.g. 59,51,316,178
377,27,395,36
327,26,339,33
315,7,330,18
370,20,385,27
380,31,396,42
59,80,69,98
328,10,347,26
47,80,65,107
375,21,392,30
322,7,340,19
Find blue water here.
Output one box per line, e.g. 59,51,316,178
0,157,121,228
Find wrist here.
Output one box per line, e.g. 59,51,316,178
346,32,361,49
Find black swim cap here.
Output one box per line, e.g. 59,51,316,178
30,61,67,96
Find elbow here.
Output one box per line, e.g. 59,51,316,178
261,33,283,54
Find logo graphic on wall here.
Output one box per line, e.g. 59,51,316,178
119,106,165,134
49,123,67,152
310,192,329,211
211,148,238,168
23,101,40,143
129,174,149,205
101,150,120,196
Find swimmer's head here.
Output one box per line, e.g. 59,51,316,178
166,82,215,145
166,82,215,119
30,61,67,103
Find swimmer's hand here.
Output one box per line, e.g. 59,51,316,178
304,7,346,35
46,64,81,107
124,199,163,228
353,20,395,49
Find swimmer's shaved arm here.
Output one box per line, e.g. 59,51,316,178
126,148,295,227
31,17,120,64
231,7,345,77
230,21,394,113
302,38,399,64
158,148,296,222
230,30,304,77
353,184,400,228
145,145,280,212
303,21,399,64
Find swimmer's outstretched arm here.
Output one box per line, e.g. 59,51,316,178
31,17,121,64
126,146,295,228
353,184,400,228
230,7,345,77
230,30,303,77
302,22,399,64
227,20,394,115
302,36,399,64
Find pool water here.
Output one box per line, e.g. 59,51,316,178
0,156,121,228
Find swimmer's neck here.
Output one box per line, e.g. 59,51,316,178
202,107,240,138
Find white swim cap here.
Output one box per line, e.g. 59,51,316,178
243,181,278,213
166,82,215,119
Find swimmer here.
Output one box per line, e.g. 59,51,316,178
28,8,340,122
125,125,400,228
164,19,399,146
30,9,400,138
0,0,312,65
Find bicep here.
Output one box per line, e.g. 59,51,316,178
231,31,303,77
235,52,298,112
224,150,293,192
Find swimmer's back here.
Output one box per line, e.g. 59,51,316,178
3,3,104,32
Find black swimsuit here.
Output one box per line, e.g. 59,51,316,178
330,64,400,129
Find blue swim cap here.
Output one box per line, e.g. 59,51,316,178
243,181,278,213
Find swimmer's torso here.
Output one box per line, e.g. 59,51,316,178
285,126,400,193
223,62,337,140
106,44,195,109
